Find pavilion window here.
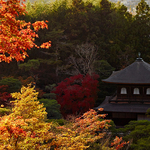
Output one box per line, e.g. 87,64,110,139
133,88,140,95
146,88,150,95
121,88,127,94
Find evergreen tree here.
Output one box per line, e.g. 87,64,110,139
127,0,150,62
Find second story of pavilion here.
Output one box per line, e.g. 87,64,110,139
102,57,150,104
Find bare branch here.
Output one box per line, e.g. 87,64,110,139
69,42,98,76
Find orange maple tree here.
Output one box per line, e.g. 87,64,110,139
0,0,51,62
51,108,129,150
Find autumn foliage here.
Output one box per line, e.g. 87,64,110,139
111,136,129,150
49,108,128,150
53,74,99,117
0,85,12,107
0,85,54,149
0,0,51,62
0,115,27,149
52,108,110,149
0,85,127,149
0,0,128,148
11,85,54,149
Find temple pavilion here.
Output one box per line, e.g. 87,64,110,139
96,56,150,126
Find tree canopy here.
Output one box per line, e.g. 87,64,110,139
0,0,51,62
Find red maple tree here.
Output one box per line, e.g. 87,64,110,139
0,0,51,62
53,74,99,117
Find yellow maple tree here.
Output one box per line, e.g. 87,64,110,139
10,85,54,149
0,85,54,149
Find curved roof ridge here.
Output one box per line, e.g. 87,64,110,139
102,59,150,84
142,60,150,71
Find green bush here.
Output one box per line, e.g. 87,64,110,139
43,93,56,99
45,84,56,92
39,98,62,119
47,119,66,126
117,120,150,150
0,77,22,93
0,108,11,116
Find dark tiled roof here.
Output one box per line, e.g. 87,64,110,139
102,58,150,84
95,96,150,113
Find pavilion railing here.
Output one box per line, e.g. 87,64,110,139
109,98,150,104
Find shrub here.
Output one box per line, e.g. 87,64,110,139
43,93,56,99
47,119,66,126
39,98,62,119
115,120,150,150
0,108,11,116
0,85,12,107
0,77,21,93
53,74,99,117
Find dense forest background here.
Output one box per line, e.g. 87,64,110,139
1,0,150,106
109,0,150,10
28,0,150,10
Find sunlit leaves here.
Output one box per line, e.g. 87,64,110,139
0,0,51,63
53,108,127,150
53,108,109,149
111,136,129,150
11,85,47,120
2,85,54,149
0,85,127,149
0,115,27,149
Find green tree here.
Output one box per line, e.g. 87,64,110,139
136,0,150,19
1,0,136,86
19,59,40,72
127,0,150,62
93,60,115,105
65,0,90,44
100,0,111,14
100,1,133,69
18,59,40,86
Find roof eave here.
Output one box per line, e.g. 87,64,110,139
102,80,150,85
